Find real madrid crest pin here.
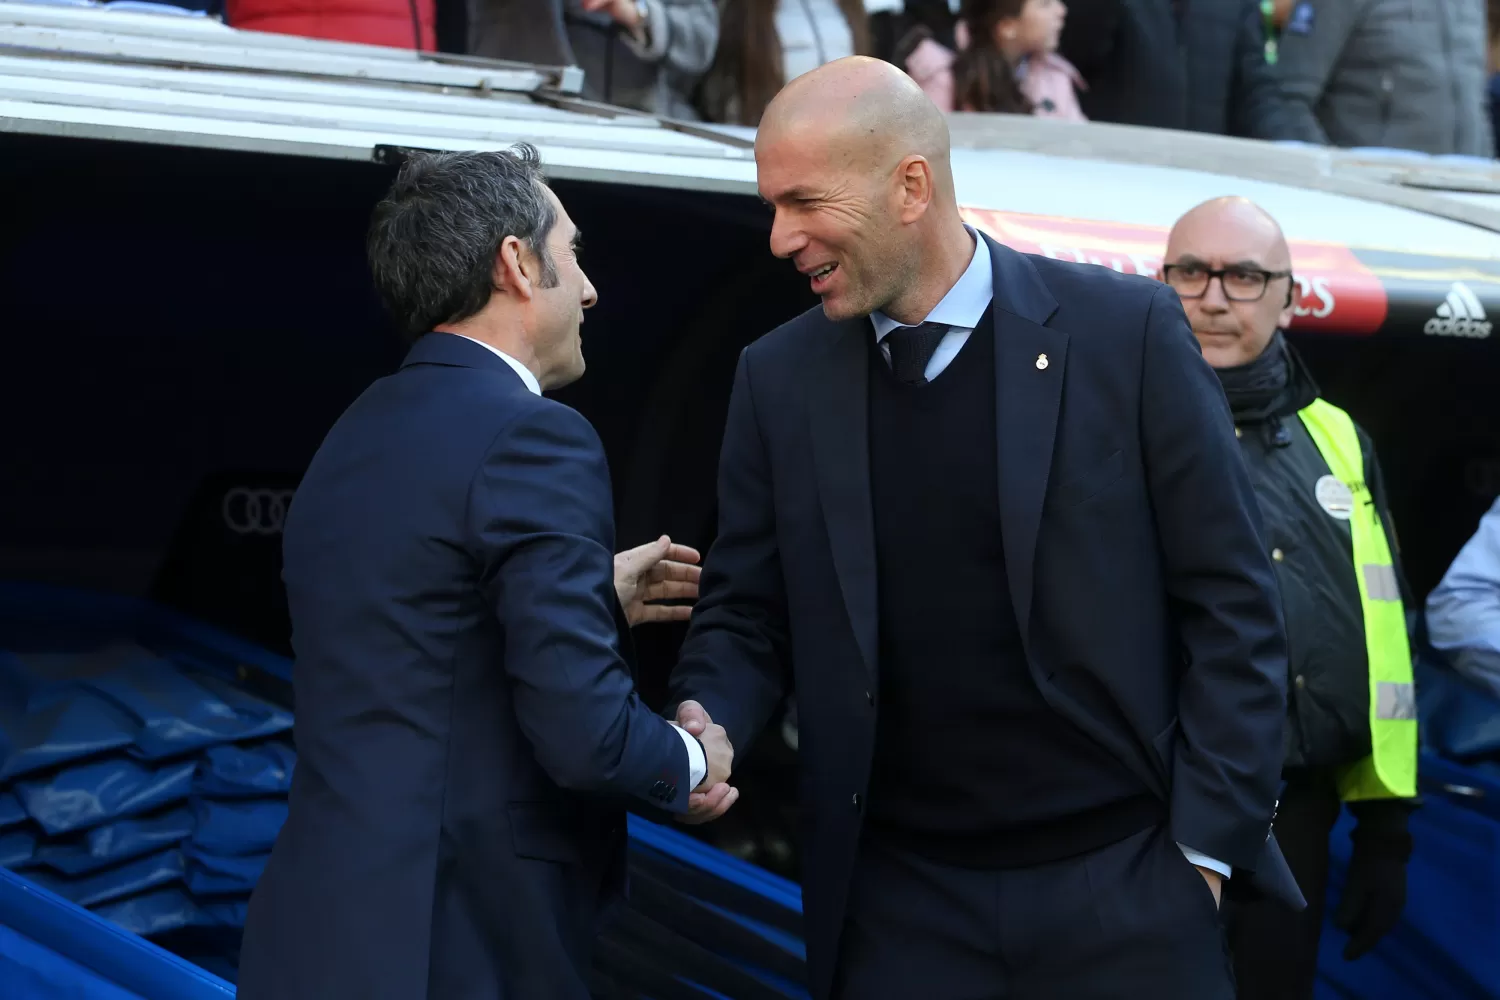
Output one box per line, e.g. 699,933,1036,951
1036,353,1049,370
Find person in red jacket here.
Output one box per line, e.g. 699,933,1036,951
226,0,435,51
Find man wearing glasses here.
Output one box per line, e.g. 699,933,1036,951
1163,196,1418,1000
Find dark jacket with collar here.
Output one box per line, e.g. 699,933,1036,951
668,235,1302,1000
237,333,695,1000
1058,0,1323,140
1225,338,1412,773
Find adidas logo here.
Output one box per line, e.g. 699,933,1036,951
1425,282,1493,338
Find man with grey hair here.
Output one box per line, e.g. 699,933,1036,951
237,144,733,1000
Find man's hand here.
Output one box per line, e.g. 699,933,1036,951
581,0,645,32
676,699,739,825
1333,807,1412,959
614,535,701,626
1194,866,1223,908
697,721,733,788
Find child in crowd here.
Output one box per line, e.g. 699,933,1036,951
903,0,1085,120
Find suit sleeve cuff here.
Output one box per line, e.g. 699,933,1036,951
670,722,706,789
1178,844,1231,878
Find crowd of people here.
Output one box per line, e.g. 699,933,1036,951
216,0,1500,157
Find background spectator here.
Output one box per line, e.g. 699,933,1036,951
1427,497,1500,699
694,0,871,125
1272,0,1492,157
226,0,435,49
1056,0,1320,140
906,0,1085,118
1488,0,1500,156
869,0,957,63
563,0,720,118
468,0,717,119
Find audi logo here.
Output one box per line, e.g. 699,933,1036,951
222,488,296,536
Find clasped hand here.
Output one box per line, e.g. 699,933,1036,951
676,700,740,825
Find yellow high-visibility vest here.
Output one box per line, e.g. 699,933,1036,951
1296,399,1417,800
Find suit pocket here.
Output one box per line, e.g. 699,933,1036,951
1046,449,1124,509
509,803,582,865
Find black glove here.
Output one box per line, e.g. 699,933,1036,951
1333,799,1414,960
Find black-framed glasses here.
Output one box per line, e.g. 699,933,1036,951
1162,263,1292,302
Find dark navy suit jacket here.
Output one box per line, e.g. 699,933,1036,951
669,236,1303,1000
237,333,694,1000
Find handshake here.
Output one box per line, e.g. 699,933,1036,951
679,700,740,825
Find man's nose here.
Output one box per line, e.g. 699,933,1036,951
768,210,806,260
581,273,598,309
1200,276,1231,310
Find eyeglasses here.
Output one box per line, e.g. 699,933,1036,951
1162,263,1292,302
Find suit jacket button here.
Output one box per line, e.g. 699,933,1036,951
666,784,677,798
851,793,862,809
865,690,873,706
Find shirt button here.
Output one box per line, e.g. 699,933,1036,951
851,793,862,809
1272,548,1284,562
865,690,874,706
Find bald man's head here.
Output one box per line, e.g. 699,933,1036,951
759,56,951,173
1164,196,1297,369
756,56,964,321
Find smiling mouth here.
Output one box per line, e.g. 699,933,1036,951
809,263,839,292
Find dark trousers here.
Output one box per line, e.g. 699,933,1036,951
831,825,1235,999
1228,769,1344,1000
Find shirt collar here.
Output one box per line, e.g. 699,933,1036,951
871,226,993,341
455,335,542,395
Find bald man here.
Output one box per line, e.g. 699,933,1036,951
1164,198,1418,1000
666,58,1300,999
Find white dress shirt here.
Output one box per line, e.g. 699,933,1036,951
867,234,1231,881
454,334,708,790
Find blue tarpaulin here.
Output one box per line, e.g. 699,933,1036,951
35,807,195,876
1,580,1497,1000
16,757,198,837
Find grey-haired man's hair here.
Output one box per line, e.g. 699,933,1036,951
367,144,559,341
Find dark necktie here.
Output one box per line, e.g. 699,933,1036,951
885,322,948,385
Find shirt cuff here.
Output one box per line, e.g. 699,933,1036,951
670,722,706,789
1178,845,1231,879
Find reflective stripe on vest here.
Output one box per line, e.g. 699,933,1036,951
1296,399,1417,800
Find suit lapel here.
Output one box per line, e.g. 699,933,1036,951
808,318,880,681
986,237,1063,648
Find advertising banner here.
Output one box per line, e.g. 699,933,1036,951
961,207,1500,342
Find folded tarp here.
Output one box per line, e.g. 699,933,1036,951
0,666,138,783
182,846,267,896
188,797,286,857
0,828,36,869
192,742,295,800
25,849,186,910
2,642,294,765
0,792,23,829
90,886,252,939
92,887,202,938
14,757,197,837
33,807,195,877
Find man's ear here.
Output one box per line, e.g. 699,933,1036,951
897,155,934,224
495,235,535,301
